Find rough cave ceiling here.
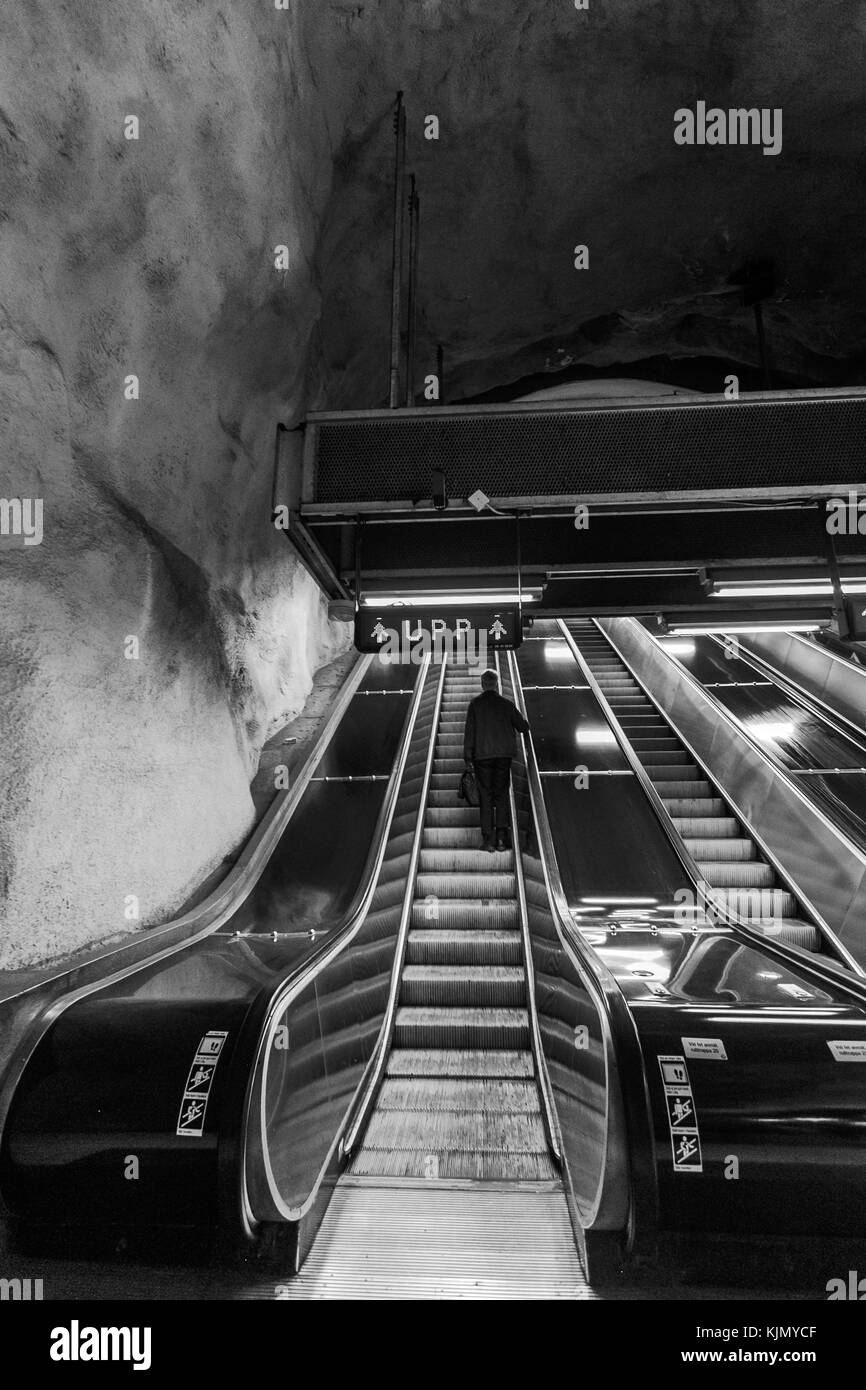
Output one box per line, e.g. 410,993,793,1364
310,0,866,408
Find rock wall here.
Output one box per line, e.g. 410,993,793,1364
0,2,350,969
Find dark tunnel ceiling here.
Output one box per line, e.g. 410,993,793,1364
310,2,866,409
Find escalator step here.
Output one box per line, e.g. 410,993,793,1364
406,929,523,965
419,848,515,872
664,797,725,815
350,1145,557,1182
410,899,519,928
639,750,691,765
646,764,702,780
386,1049,535,1078
672,816,739,837
425,807,480,826
416,872,516,898
656,780,713,798
684,838,756,861
760,920,821,951
401,964,526,1007
428,789,472,806
698,861,774,888
376,1078,542,1113
716,887,797,917
356,1107,550,1155
432,760,469,776
422,827,483,848
394,1006,530,1048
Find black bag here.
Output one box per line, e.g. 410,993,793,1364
458,767,479,807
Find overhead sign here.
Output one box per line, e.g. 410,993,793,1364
355,605,522,656
845,599,866,640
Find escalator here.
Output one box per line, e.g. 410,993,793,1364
566,620,820,951
6,641,866,1297
278,660,589,1297
352,663,555,1182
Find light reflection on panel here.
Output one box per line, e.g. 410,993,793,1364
524,690,629,771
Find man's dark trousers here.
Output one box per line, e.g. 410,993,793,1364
474,757,512,841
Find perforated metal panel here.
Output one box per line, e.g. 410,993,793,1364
309,394,866,504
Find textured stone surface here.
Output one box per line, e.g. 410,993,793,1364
0,2,350,968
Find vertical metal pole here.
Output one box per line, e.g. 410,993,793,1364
515,513,523,631
389,92,407,408
354,518,363,614
436,343,445,405
405,178,420,408
821,503,849,639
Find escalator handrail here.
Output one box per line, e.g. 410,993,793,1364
497,656,563,1169
506,649,658,1246
589,618,866,996
232,655,435,1227
340,657,448,1157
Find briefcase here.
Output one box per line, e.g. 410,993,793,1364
458,768,479,807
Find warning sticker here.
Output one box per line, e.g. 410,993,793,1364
176,1031,228,1137
658,1054,702,1174
665,1092,697,1129
682,1037,728,1061
827,1040,866,1062
660,1058,689,1087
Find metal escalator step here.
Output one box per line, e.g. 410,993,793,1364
426,807,479,826
664,797,725,815
401,964,526,1007
656,780,713,798
428,789,472,806
430,772,470,789
760,920,821,951
717,887,797,917
350,1146,558,1182
684,837,755,861
406,929,523,965
646,763,701,780
639,750,691,765
386,1049,534,1077
410,899,519,928
394,1006,530,1048
376,1078,543,1113
419,848,515,872
357,1107,550,1154
423,827,484,848
416,872,516,898
628,737,681,750
672,816,738,837
433,756,465,771
698,861,774,888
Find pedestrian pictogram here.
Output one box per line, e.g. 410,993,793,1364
658,1054,703,1174
176,1030,229,1137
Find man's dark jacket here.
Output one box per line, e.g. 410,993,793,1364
463,689,530,762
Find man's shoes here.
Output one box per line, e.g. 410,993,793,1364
494,831,509,852
481,836,495,854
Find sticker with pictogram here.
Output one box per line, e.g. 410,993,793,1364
176,1031,228,1137
658,1054,703,1173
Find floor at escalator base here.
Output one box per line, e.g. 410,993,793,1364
266,1180,593,1299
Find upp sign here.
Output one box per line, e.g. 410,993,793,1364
354,605,522,655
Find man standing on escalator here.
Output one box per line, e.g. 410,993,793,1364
463,668,530,853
